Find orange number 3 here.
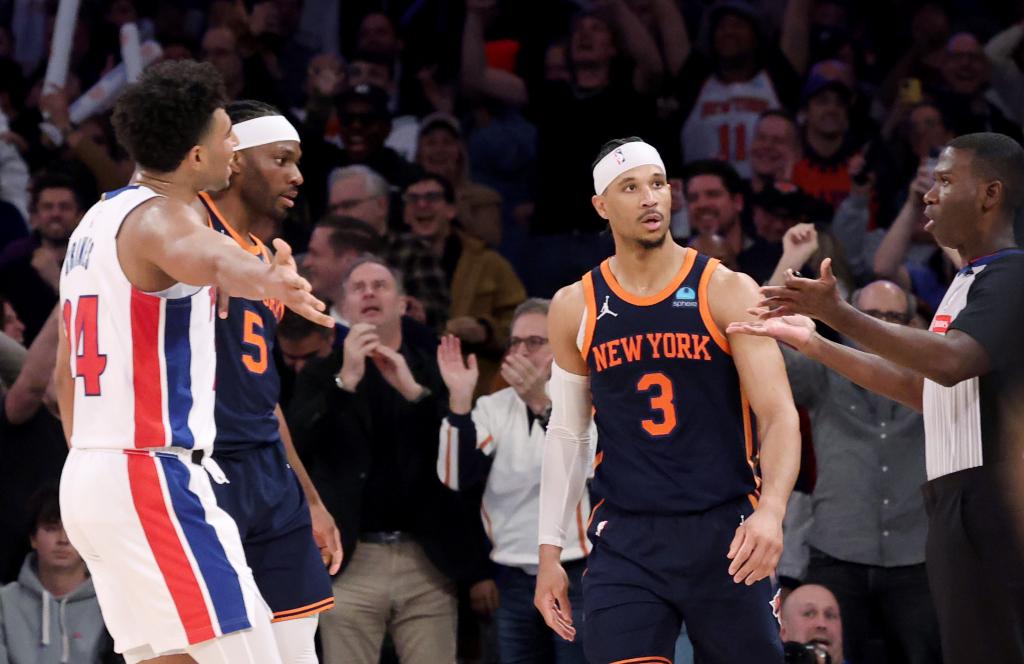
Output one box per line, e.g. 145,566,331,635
242,310,268,374
637,372,677,436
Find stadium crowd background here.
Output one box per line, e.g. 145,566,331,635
0,0,1022,662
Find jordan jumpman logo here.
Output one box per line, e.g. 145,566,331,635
596,295,618,320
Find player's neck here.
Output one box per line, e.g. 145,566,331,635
132,169,202,204
209,190,256,239
609,241,688,295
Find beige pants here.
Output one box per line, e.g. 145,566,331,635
320,540,457,664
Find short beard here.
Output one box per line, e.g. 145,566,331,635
635,229,669,250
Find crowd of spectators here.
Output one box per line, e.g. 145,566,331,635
2,0,1023,662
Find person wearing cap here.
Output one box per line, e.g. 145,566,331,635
301,82,423,222
415,112,503,248
348,50,420,162
792,62,862,213
674,0,810,179
197,99,340,663
741,180,850,287
534,136,800,663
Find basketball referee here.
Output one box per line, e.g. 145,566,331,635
729,132,1024,663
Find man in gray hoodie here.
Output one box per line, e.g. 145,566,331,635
0,486,113,663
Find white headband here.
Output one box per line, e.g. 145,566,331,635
232,115,300,151
592,141,666,194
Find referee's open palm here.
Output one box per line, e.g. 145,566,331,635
726,507,784,586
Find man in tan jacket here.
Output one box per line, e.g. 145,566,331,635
402,174,526,392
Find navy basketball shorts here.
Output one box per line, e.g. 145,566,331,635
582,497,783,664
212,441,334,622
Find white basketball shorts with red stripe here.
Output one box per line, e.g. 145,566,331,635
60,447,269,657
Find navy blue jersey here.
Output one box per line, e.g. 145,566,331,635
200,193,284,450
582,249,760,514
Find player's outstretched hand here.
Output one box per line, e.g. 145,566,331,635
727,312,816,352
534,558,576,642
726,507,784,586
268,239,333,328
757,258,842,322
310,501,343,574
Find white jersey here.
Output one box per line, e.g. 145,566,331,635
681,71,781,179
59,184,217,452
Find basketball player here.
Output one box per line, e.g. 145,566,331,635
534,137,801,663
54,60,332,664
732,132,1024,663
196,100,340,664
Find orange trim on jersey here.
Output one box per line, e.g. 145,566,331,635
585,498,606,531
599,248,696,307
477,434,494,451
271,597,335,622
740,389,762,505
198,192,262,255
593,450,604,471
609,657,672,664
575,502,589,554
698,257,731,354
580,271,598,360
748,493,759,510
481,505,494,541
444,428,453,488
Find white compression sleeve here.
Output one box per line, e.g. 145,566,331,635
538,362,593,549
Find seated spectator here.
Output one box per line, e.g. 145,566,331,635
682,159,749,258
275,309,336,409
327,165,450,327
402,174,525,392
740,180,843,285
288,257,489,664
302,214,383,320
0,174,84,343
791,70,860,212
930,33,1021,141
302,83,424,221
780,584,846,664
0,296,25,345
415,112,503,248
0,486,114,663
750,110,802,194
436,300,591,663
349,50,419,161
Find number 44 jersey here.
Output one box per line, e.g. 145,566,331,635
59,185,218,452
580,249,761,514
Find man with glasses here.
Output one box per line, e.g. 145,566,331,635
436,298,591,664
753,279,942,664
403,174,526,391
325,165,450,328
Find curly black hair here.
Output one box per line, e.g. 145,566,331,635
112,60,228,173
226,99,283,125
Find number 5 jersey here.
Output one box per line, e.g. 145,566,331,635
580,248,762,513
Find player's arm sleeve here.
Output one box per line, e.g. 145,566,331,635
438,404,496,492
948,259,1024,365
538,362,593,549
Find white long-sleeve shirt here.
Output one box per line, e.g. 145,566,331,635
438,386,594,572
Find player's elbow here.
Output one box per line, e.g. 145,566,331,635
759,401,800,442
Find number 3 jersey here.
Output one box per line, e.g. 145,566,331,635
581,249,760,514
59,184,217,451
198,192,284,452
